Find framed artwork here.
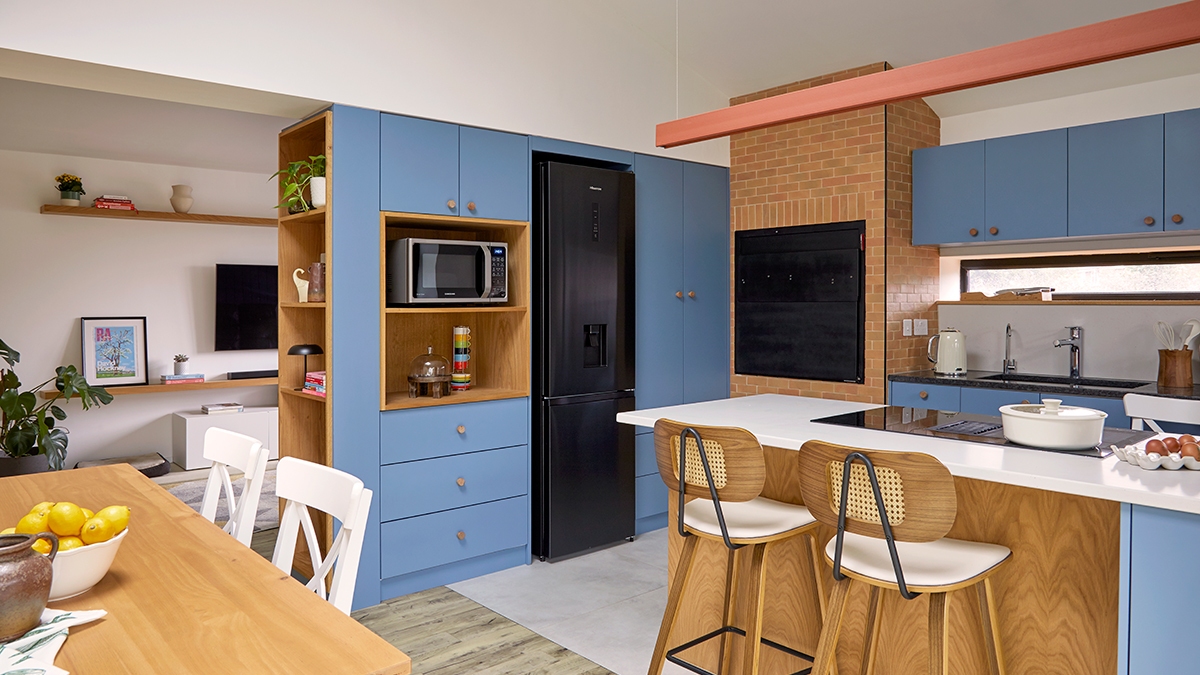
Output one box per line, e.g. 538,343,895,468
81,317,148,387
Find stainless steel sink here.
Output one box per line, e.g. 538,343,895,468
976,373,1150,390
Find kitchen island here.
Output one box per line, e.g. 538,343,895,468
618,394,1200,675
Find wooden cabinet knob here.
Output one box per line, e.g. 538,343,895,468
1173,214,1184,224
457,531,466,540
989,227,998,235
447,199,457,210
1145,216,1155,226
1021,400,1030,404
467,202,476,211
969,228,979,237
456,477,466,487
688,291,696,298
456,425,465,434
675,291,683,299
919,391,929,399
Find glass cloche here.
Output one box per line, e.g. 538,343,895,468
409,346,450,379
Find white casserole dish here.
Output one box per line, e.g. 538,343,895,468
999,398,1107,450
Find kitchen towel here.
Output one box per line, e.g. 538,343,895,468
0,608,107,675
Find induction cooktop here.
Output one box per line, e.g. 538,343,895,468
811,406,1156,458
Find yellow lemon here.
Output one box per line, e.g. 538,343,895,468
95,505,131,534
16,510,50,534
31,538,53,555
58,536,85,551
48,502,87,537
29,501,56,514
80,516,115,545
81,507,95,520
0,527,15,535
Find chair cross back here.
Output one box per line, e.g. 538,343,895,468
199,428,268,547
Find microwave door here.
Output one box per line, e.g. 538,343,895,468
411,242,485,301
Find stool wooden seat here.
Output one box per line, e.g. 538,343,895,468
648,419,830,675
799,440,1012,675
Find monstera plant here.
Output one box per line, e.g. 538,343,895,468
0,338,113,472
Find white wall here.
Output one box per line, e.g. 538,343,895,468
0,1,730,167
0,149,279,465
938,304,1199,382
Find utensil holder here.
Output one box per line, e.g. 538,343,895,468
1158,349,1194,389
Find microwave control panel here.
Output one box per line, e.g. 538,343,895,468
489,246,507,299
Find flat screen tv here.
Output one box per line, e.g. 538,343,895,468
215,264,278,351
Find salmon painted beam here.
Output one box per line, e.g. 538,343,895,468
656,0,1200,148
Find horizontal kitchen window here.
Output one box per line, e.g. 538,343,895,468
960,252,1200,300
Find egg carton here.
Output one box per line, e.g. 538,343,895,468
1112,441,1200,471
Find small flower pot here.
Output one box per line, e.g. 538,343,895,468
310,177,326,208
60,191,81,206
174,361,189,376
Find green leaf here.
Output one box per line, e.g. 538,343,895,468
50,405,66,420
0,388,20,417
0,337,17,368
38,426,68,471
5,424,36,457
17,391,36,416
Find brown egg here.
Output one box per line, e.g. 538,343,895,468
1146,439,1167,456
1179,434,1197,445
1164,437,1181,453
1181,443,1200,460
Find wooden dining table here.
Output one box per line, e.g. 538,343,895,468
0,463,410,675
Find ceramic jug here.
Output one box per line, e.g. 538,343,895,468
927,327,968,375
0,532,59,642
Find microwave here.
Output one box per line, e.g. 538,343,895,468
386,238,508,304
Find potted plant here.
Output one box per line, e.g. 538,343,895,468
0,339,113,476
173,354,189,376
269,155,326,214
54,174,85,206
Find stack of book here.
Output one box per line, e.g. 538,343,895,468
93,194,137,211
201,402,243,415
304,371,326,397
161,373,204,385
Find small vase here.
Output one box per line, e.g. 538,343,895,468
60,191,81,207
310,177,326,208
307,262,326,302
174,361,189,376
170,185,194,214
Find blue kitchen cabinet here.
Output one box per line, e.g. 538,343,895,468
380,114,460,216
634,432,668,533
682,162,732,403
1165,108,1200,232
984,129,1067,241
1053,394,1130,429
1068,115,1164,237
959,387,1040,415
889,381,960,411
634,154,685,412
459,126,529,221
912,140,984,245
1127,504,1200,674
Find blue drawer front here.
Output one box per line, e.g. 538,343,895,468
635,473,668,519
960,388,1040,416
635,432,659,477
381,398,529,464
889,382,960,412
380,445,527,521
380,496,527,578
1053,394,1130,429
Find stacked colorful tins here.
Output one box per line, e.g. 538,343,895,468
451,326,471,391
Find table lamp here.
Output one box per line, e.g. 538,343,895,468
287,344,324,390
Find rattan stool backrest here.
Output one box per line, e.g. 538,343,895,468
653,419,765,503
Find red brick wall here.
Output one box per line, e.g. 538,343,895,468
728,64,940,403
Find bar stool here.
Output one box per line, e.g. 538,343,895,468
648,419,831,675
798,440,1012,675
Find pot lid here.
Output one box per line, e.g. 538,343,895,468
1000,398,1107,420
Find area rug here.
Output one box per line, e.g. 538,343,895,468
166,469,279,532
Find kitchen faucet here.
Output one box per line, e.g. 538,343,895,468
1053,326,1083,379
1003,323,1017,376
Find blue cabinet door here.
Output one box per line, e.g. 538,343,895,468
682,162,731,404
1053,394,1130,429
634,154,685,410
1068,115,1164,236
459,126,529,222
985,129,1067,241
912,141,985,245
889,382,960,412
1165,108,1200,232
1128,504,1200,674
380,114,459,215
959,387,1039,415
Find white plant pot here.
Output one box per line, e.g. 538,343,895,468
310,177,326,208
170,185,194,214
174,361,189,375
1000,398,1107,450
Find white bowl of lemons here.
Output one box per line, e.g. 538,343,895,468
49,526,128,600
4,501,131,601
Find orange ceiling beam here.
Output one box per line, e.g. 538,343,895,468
656,0,1200,148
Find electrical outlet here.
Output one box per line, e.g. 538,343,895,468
902,319,913,336
914,319,929,335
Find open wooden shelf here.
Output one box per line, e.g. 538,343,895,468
279,386,327,403
40,377,277,399
41,204,276,228
383,386,528,411
382,211,528,230
281,302,327,309
384,306,526,315
278,207,327,226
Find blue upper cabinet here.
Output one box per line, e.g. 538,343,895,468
380,114,459,216
1068,115,1164,236
633,154,685,411
985,129,1067,241
682,162,731,404
1165,108,1200,232
459,126,529,222
912,140,984,245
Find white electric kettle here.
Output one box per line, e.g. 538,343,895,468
927,328,967,375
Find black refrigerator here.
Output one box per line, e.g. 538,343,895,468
532,161,636,562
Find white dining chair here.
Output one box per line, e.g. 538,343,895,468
270,456,372,615
1124,393,1200,432
199,427,268,547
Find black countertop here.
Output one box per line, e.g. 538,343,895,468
888,369,1200,401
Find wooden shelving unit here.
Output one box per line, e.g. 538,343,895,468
379,211,531,411
39,377,277,399
40,204,276,227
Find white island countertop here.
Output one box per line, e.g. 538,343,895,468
617,394,1200,515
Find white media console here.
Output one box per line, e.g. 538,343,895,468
171,407,279,470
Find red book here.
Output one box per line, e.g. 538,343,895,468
162,378,204,384
94,203,137,210
302,389,326,397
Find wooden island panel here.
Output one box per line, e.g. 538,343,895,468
664,445,1120,675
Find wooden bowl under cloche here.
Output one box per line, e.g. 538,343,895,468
407,347,452,399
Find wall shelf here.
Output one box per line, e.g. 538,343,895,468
382,386,528,411
40,377,278,399
40,204,276,228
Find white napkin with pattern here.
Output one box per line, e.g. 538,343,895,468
0,609,106,675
